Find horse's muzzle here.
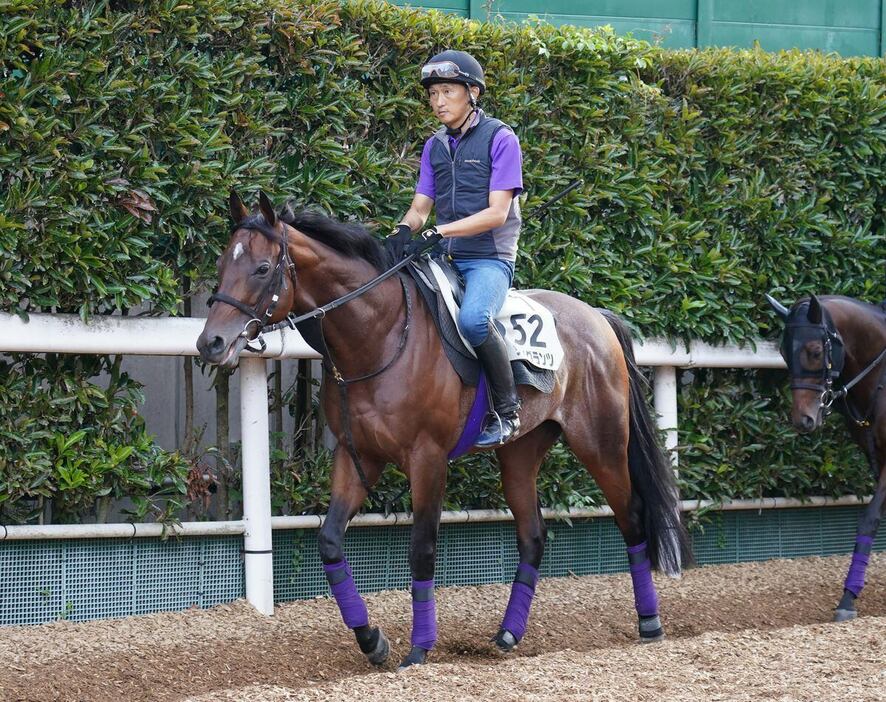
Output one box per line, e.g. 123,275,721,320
791,412,818,434
196,331,247,368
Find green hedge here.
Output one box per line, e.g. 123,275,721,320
0,354,189,523
1,0,883,522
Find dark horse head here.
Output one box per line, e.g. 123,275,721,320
766,293,886,433
197,191,297,368
196,190,385,369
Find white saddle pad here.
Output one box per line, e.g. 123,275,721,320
424,259,564,371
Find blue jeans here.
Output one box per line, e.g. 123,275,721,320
451,258,514,346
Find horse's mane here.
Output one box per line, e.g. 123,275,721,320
283,206,387,272
822,295,886,323
238,204,386,273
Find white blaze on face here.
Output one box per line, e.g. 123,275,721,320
232,242,245,261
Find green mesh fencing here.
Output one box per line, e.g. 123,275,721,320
0,536,244,626
2,506,884,626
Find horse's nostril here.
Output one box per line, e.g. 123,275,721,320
801,415,815,431
209,336,225,354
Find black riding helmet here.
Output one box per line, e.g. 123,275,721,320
420,50,486,95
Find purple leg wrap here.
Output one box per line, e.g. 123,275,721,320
411,579,437,650
324,559,369,629
627,542,659,617
501,563,539,641
844,536,874,597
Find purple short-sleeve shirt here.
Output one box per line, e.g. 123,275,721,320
415,128,523,201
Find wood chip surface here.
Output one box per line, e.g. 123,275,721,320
1,554,883,701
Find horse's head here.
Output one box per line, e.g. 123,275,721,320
766,293,845,433
196,191,296,368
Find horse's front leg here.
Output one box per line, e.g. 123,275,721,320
398,448,448,670
317,445,389,664
835,455,885,622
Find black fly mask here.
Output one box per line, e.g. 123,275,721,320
768,293,845,412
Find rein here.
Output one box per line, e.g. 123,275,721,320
260,251,417,341
837,345,886,428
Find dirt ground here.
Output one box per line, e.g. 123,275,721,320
0,554,883,702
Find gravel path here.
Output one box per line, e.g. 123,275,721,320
1,554,883,702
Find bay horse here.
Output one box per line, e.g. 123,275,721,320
198,191,691,669
767,293,886,621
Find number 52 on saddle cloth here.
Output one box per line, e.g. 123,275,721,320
407,256,562,391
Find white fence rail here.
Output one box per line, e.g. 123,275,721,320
0,312,791,615
0,496,869,540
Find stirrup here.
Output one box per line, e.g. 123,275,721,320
475,411,520,447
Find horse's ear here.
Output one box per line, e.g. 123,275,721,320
808,294,823,324
258,191,277,227
765,293,790,321
229,190,249,224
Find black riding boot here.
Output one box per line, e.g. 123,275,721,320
474,322,521,448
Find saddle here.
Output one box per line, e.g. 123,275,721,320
405,256,558,394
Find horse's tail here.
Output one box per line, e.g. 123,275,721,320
600,310,693,576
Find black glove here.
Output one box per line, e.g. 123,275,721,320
404,227,444,259
383,223,413,266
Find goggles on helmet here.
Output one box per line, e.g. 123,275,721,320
421,61,471,82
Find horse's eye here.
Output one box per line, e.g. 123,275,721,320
255,263,271,276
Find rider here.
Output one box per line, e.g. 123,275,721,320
389,50,523,447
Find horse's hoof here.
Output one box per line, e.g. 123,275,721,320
834,608,858,623
491,628,518,653
639,614,665,643
397,645,428,670
365,628,390,666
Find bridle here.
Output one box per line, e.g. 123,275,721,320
206,220,419,498
783,320,845,415
783,317,886,427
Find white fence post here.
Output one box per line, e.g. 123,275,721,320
239,357,274,615
653,365,679,467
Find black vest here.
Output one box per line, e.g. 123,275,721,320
428,112,521,261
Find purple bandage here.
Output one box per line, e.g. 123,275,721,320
501,563,539,641
843,536,874,597
627,542,659,617
324,559,369,629
411,579,437,649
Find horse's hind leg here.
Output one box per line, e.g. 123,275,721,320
560,412,665,643
492,420,562,652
